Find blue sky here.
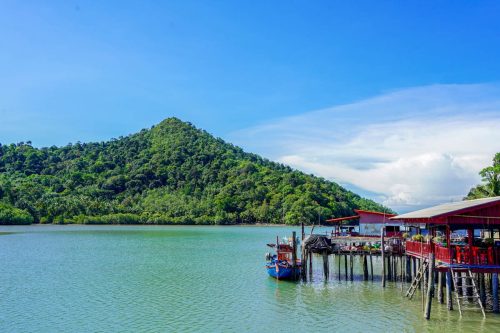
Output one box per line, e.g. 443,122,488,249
1,1,500,212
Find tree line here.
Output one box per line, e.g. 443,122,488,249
0,118,390,225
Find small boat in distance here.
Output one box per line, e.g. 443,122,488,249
265,236,301,280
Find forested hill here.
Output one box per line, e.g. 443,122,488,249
0,118,390,225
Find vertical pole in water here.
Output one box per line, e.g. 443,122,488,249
369,250,374,281
363,254,368,281
446,270,453,310
437,271,444,304
349,249,354,281
424,253,435,320
301,248,307,282
406,255,412,283
308,249,313,280
493,273,499,313
344,253,348,281
338,247,341,280
480,273,486,306
381,227,386,288
323,250,329,280
456,271,463,296
387,256,392,281
292,231,297,280
301,222,305,241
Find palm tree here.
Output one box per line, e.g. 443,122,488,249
466,153,500,199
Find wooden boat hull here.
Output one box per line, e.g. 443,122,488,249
266,262,300,280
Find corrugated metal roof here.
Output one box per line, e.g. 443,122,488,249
392,196,500,220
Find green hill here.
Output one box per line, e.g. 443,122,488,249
0,118,391,225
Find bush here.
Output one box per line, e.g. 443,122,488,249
0,203,34,225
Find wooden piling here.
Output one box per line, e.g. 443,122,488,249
323,250,329,280
446,270,453,310
338,247,341,280
349,250,354,281
424,253,435,320
363,255,369,281
369,250,374,281
493,273,499,313
479,273,486,306
456,271,462,296
344,253,348,281
308,250,313,280
381,228,386,288
406,255,412,282
437,272,444,304
292,231,297,280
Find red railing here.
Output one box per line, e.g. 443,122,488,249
435,245,452,263
405,240,500,266
405,241,431,258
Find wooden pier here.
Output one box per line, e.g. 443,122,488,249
288,197,500,321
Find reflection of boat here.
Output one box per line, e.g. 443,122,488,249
265,238,301,280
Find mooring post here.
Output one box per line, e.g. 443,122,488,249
369,250,374,281
424,253,435,320
363,254,369,281
381,227,386,288
323,250,329,280
301,222,305,241
292,231,297,280
349,250,354,281
344,253,348,281
301,248,307,282
406,255,412,282
308,250,313,280
480,273,486,306
338,247,341,280
437,271,444,304
493,273,499,313
446,270,453,310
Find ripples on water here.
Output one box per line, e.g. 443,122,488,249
0,225,499,332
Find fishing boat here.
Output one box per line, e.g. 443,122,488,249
265,237,301,280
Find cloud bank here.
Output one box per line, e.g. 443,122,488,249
230,84,500,213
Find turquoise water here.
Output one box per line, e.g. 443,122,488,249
0,225,499,332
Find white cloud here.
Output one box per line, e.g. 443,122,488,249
229,84,500,213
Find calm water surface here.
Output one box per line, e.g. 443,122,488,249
0,225,498,332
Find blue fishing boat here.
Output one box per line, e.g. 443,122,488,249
265,237,301,280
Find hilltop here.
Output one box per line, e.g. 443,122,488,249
0,118,391,225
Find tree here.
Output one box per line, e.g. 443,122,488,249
466,153,500,199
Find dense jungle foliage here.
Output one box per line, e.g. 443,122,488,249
0,118,390,225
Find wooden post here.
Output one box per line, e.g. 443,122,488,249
479,273,486,306
301,222,305,241
344,253,348,281
338,247,341,280
466,275,473,301
363,254,369,281
422,260,427,292
493,273,499,313
301,247,307,281
323,250,329,280
437,271,444,304
446,270,453,310
406,255,412,282
349,250,354,281
456,271,463,296
292,231,297,280
308,250,313,280
381,227,386,287
369,250,374,281
424,253,435,320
